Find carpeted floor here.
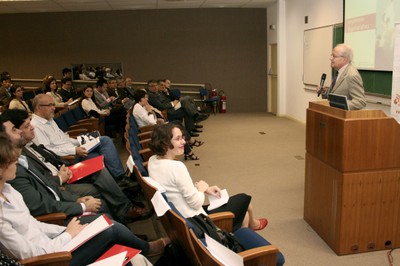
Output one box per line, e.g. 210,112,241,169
117,112,400,266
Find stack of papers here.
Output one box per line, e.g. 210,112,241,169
61,214,113,252
207,189,229,211
77,131,101,152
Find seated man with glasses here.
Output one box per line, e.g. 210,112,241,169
30,94,126,181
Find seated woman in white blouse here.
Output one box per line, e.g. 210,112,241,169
132,89,164,127
8,85,32,113
80,85,110,117
148,123,268,231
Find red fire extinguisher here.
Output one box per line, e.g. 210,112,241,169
219,90,227,113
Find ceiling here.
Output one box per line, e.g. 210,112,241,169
0,0,276,14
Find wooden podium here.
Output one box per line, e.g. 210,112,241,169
304,101,400,255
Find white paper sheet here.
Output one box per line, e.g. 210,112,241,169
126,155,135,173
151,191,171,217
205,234,243,266
207,189,229,211
61,215,113,252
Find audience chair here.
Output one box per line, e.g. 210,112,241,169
146,181,281,266
124,117,150,175
63,109,97,132
133,167,199,265
188,228,279,266
53,114,88,138
125,115,151,150
134,169,241,266
199,88,218,115
71,105,105,135
169,200,280,266
126,108,153,139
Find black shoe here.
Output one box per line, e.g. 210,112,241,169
195,124,203,129
194,113,209,123
192,128,203,133
190,132,200,137
124,206,154,223
117,176,141,192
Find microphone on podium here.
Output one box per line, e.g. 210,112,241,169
317,73,327,97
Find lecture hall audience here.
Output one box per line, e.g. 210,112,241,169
0,114,167,265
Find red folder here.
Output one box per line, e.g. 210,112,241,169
95,244,141,265
67,155,104,184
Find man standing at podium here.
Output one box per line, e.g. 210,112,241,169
319,43,366,110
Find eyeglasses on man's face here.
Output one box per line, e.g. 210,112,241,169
330,54,343,59
39,103,56,107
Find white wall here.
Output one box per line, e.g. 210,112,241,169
267,3,277,44
270,0,343,122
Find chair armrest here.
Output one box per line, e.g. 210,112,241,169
209,212,234,232
142,161,148,169
61,155,76,164
67,128,88,138
138,125,154,133
69,122,95,132
35,213,66,226
138,131,152,140
55,106,68,112
239,245,279,265
77,118,100,130
20,251,72,266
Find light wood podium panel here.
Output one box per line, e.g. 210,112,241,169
304,101,400,255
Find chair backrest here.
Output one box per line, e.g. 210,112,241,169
188,228,224,266
199,88,208,98
23,89,36,101
133,165,157,202
163,203,201,266
170,89,181,99
63,110,78,127
54,115,69,132
127,141,148,176
71,104,86,121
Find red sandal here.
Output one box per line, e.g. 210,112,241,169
253,218,268,231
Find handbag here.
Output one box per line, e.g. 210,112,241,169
187,213,244,253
